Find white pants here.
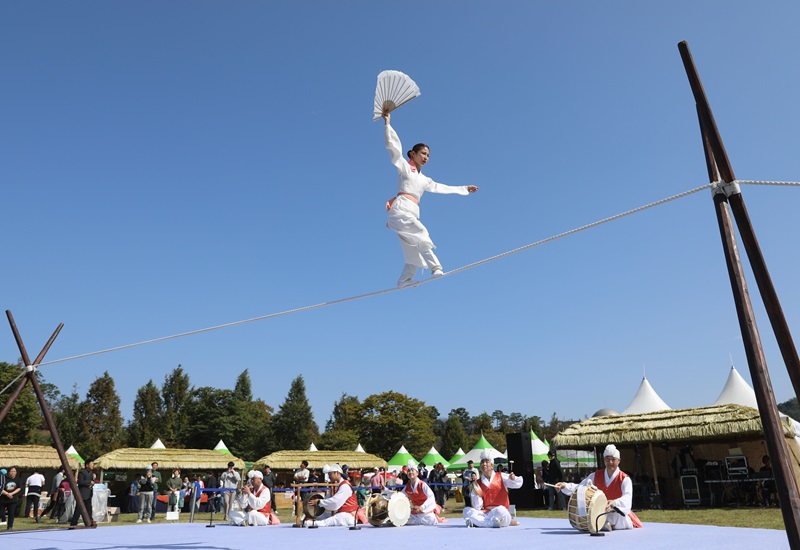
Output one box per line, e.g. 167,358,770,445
312,510,355,527
389,196,442,279
604,511,634,530
247,510,270,526
463,506,512,528
406,511,438,526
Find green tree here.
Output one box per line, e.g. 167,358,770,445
234,369,253,402
778,397,800,420
0,362,39,444
162,365,191,446
543,412,575,441
80,371,124,459
271,376,319,451
128,380,164,447
473,412,493,434
53,385,83,449
361,391,435,460
325,393,363,433
183,387,244,451
440,414,468,460
449,408,472,433
318,429,360,451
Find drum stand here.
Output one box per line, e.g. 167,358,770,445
590,506,627,536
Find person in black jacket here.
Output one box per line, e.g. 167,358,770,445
69,460,96,528
545,451,565,510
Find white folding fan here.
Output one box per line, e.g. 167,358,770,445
372,70,421,121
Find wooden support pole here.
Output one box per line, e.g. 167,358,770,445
4,310,94,529
678,42,800,546
647,442,660,495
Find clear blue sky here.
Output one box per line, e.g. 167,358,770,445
4,2,800,431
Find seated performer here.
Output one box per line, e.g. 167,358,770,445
403,460,438,525
463,453,523,528
312,464,358,527
229,470,274,526
555,444,643,531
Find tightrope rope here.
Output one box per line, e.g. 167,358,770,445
24,179,797,372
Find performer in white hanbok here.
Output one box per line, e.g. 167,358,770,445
463,454,523,528
312,464,358,527
382,111,479,287
402,461,438,525
229,470,274,526
556,444,643,531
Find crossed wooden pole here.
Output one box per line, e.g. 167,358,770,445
679,41,800,546
0,310,93,528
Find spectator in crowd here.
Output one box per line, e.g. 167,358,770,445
545,450,564,511
397,465,410,488
462,460,479,508
127,475,140,514
418,461,428,482
403,461,438,525
206,470,220,513
69,459,96,528
137,466,156,523
219,461,241,521
41,465,66,519
181,476,192,512
262,465,277,515
0,466,22,530
193,474,205,512
294,460,310,483
761,455,775,507
149,462,162,520
371,467,386,494
167,468,183,512
25,468,46,522
308,469,319,484
556,444,642,531
341,464,350,481
51,473,72,521
428,462,448,509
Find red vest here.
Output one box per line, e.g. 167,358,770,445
255,484,271,514
336,480,359,514
477,472,509,512
404,479,429,513
592,469,626,499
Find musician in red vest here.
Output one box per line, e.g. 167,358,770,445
463,452,523,528
314,464,358,527
230,470,273,526
555,444,643,530
403,460,438,525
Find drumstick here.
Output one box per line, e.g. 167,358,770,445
544,482,560,488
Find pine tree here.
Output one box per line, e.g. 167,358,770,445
161,365,190,446
440,414,468,460
128,380,164,447
234,369,253,402
271,376,318,450
53,385,83,449
80,371,124,459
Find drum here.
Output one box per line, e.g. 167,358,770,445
303,493,325,520
567,482,608,534
366,492,411,527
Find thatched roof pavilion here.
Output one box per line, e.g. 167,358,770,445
553,403,794,447
94,447,245,471
0,444,81,471
253,450,387,471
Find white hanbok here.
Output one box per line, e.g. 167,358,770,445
229,485,271,526
560,469,635,530
312,483,355,527
404,479,438,526
384,123,470,282
463,472,523,528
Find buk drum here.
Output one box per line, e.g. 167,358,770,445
366,492,411,527
303,493,325,520
567,481,608,534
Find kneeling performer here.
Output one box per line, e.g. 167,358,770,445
231,470,273,526
403,460,437,525
313,464,358,527
556,444,642,531
463,453,523,528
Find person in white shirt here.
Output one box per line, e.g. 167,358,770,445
402,461,437,525
25,470,46,523
382,110,479,287
463,454,523,528
219,461,241,521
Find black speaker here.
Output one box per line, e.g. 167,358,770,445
505,432,541,509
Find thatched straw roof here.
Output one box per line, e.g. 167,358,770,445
553,403,795,448
94,447,245,470
0,445,81,470
253,450,387,470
